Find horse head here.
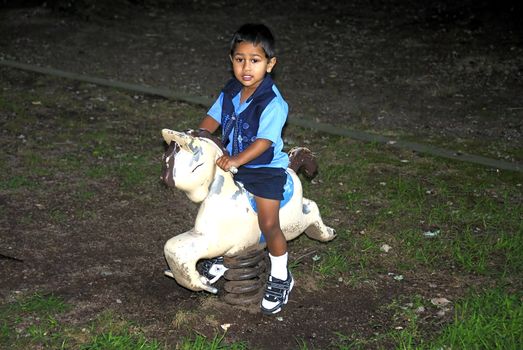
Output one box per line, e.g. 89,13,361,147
161,129,226,203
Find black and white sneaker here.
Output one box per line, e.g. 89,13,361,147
201,257,228,284
260,270,294,315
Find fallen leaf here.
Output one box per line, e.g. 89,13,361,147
431,297,451,306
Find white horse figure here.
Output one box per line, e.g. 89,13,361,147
161,129,336,294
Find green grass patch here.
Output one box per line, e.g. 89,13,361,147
80,331,161,350
312,246,350,277
0,295,163,350
178,333,247,350
0,176,35,190
115,154,159,189
311,135,523,278
430,289,523,349
0,293,69,349
394,288,523,350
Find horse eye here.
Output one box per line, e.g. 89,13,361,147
192,163,203,173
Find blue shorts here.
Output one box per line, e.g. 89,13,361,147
234,167,286,201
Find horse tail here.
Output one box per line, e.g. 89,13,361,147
288,147,318,179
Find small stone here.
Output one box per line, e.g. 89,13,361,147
380,244,392,253
423,229,440,238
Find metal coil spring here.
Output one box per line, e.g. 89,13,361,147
221,247,267,305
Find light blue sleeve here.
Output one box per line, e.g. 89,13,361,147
256,98,288,143
207,92,224,124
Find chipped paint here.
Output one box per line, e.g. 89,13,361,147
302,203,311,214
209,175,224,195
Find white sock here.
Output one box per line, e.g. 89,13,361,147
269,252,288,280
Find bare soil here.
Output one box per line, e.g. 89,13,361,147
1,1,522,159
0,1,522,349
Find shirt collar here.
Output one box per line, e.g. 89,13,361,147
223,74,274,103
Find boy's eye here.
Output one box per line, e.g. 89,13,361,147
233,58,260,64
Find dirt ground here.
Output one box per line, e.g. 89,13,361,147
0,1,522,349
1,0,523,159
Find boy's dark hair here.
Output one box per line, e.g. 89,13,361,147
229,23,275,59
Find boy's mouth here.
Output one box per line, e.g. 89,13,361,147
242,75,253,81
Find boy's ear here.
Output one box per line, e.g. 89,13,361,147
266,57,277,73
229,54,233,63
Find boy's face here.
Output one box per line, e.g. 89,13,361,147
230,41,276,93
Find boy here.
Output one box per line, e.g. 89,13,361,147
198,23,292,315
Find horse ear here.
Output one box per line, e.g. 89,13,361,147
161,129,197,153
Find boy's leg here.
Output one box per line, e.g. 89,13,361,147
255,196,287,277
256,196,294,314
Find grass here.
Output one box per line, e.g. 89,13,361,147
80,331,161,350
0,293,248,350
393,288,523,350
0,293,69,349
305,135,523,278
430,289,523,349
178,333,248,350
312,246,350,277
1,68,522,349
292,134,522,347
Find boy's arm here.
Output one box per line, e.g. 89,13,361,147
199,116,220,133
216,139,271,171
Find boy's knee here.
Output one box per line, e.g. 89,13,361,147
259,220,279,235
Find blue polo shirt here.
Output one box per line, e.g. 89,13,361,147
207,79,289,169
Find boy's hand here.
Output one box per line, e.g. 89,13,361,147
216,155,241,172
215,139,271,173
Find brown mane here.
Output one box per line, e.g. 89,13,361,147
288,147,318,179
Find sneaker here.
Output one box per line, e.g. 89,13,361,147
200,257,228,284
260,270,294,315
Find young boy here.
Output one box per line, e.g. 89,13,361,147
198,23,292,315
